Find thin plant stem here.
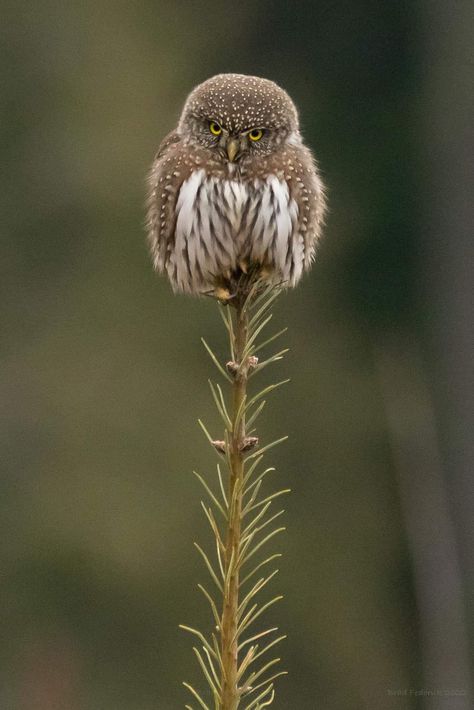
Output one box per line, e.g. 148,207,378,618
220,296,248,709
182,280,289,709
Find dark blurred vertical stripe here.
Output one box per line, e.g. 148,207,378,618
420,0,474,704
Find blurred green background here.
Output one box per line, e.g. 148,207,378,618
1,2,472,709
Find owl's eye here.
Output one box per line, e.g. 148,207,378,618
209,121,222,136
248,128,264,142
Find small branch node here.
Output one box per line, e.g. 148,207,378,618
248,355,259,370
226,360,239,377
240,436,259,453
212,440,227,454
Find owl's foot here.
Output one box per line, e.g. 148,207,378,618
259,265,272,281
238,259,249,274
214,286,234,302
202,286,236,304
202,264,281,306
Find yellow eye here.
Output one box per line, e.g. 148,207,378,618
249,128,264,141
209,121,222,136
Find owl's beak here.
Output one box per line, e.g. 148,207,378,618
226,137,240,162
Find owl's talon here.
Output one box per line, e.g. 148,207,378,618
202,287,235,303
215,287,234,303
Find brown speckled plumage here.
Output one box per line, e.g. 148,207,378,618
147,74,326,295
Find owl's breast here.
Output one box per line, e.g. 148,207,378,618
172,168,301,293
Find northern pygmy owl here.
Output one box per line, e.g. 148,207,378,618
146,74,326,297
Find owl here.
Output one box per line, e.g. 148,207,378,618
146,74,326,297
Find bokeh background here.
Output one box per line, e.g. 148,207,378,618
1,2,472,709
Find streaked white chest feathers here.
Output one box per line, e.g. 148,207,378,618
168,169,304,294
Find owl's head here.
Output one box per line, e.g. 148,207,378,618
177,73,301,163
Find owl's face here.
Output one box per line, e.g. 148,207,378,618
177,73,301,164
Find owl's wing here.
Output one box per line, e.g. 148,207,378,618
146,130,185,274
287,145,327,272
153,129,181,162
